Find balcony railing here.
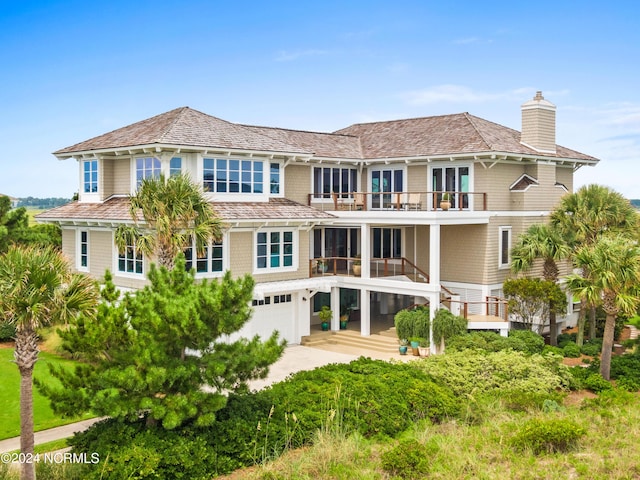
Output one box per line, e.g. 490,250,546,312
309,256,429,282
447,296,509,321
307,191,487,212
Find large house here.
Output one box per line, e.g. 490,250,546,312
39,92,598,345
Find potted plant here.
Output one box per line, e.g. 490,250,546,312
440,192,451,211
418,338,430,357
319,305,332,331
340,306,349,330
409,337,421,356
399,339,409,355
316,259,328,273
352,255,361,276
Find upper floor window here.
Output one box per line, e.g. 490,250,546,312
313,167,357,198
184,239,224,275
83,160,98,193
203,158,264,194
170,157,182,177
118,240,143,275
256,230,294,271
373,228,402,258
136,157,161,187
499,226,511,269
270,163,281,194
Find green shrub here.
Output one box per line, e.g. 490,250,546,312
508,330,545,354
542,345,564,356
0,322,16,342
417,350,573,397
610,349,640,385
500,390,566,412
557,333,577,348
394,307,430,341
616,376,640,392
580,340,602,357
583,373,613,393
511,418,586,454
563,342,582,358
381,439,435,478
432,309,467,345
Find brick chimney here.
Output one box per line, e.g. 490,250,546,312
520,91,556,153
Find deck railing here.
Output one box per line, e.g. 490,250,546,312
307,191,487,212
309,256,430,281
447,296,509,321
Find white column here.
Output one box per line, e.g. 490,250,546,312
429,224,441,286
331,286,340,331
428,292,438,353
360,288,370,336
360,223,370,278
297,291,311,341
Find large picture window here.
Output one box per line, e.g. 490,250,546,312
83,160,98,193
257,230,294,270
313,167,357,198
203,158,264,194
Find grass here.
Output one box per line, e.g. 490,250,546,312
24,207,45,226
0,347,93,440
219,391,640,480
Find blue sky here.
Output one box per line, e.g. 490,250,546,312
1,0,639,199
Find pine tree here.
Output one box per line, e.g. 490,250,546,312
38,255,286,429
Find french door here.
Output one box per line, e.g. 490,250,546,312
431,166,469,209
371,169,403,209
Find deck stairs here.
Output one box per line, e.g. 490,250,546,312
301,328,400,355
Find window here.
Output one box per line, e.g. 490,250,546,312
373,228,402,258
184,239,224,275
170,157,182,177
313,167,357,198
432,165,470,209
257,230,294,271
203,158,264,194
270,163,281,194
118,241,143,275
371,168,403,208
83,160,98,193
136,157,161,187
78,230,89,271
499,226,511,268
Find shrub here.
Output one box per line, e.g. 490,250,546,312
432,309,467,346
580,340,602,357
0,322,16,342
381,439,435,478
500,391,566,413
508,329,545,354
610,349,640,385
543,345,564,357
416,350,573,397
563,342,582,358
557,333,577,348
616,376,640,392
583,373,613,393
511,418,586,454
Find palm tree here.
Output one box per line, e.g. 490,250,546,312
0,245,98,480
115,174,224,270
511,223,571,345
551,184,639,343
566,234,640,380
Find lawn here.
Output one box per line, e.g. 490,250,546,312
0,347,94,440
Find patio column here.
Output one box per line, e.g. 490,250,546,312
360,223,370,278
360,288,370,336
428,291,438,353
331,287,340,331
429,224,441,286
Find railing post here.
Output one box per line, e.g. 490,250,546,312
463,302,468,319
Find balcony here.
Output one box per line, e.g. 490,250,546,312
309,256,429,282
308,191,488,212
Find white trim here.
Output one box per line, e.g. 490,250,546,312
498,226,512,269
253,228,299,274
186,232,229,279
269,160,285,198
76,228,90,272
509,173,539,191
78,158,100,203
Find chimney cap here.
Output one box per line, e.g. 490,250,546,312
521,90,556,110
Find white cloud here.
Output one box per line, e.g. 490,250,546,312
274,49,329,62
399,85,524,106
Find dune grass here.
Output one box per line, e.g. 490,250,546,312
0,348,93,440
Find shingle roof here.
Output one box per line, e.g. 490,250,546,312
54,107,597,163
36,197,334,222
54,107,310,156
242,125,362,159
334,113,597,161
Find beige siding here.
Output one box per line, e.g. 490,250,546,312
61,229,76,267
89,230,114,280
228,229,311,282
407,165,428,192
113,158,131,195
521,108,556,152
474,163,526,211
101,160,114,200
556,166,573,193
283,164,311,204
404,226,430,274
440,224,488,284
